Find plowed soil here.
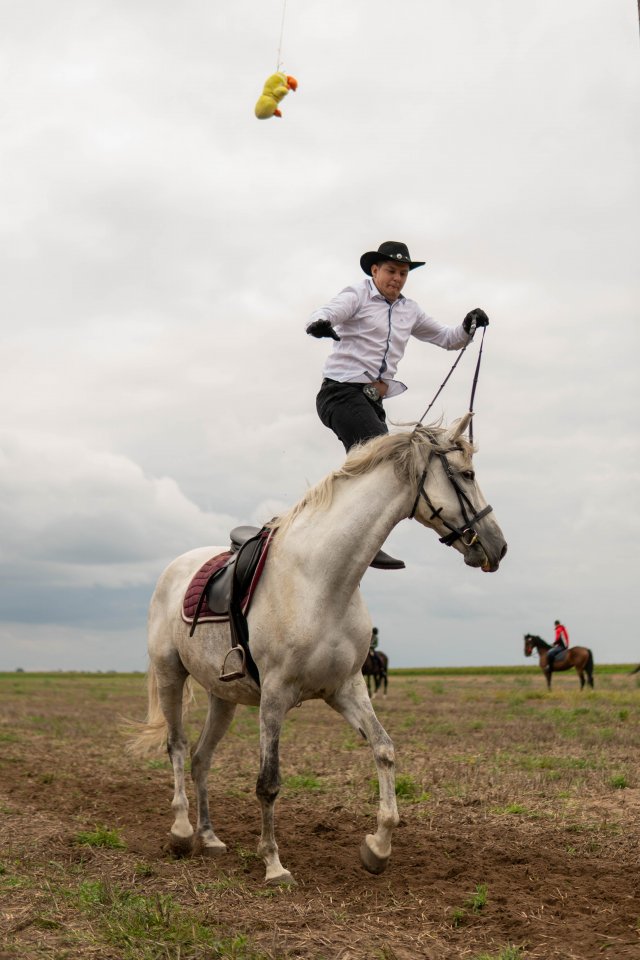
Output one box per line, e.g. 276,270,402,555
1,669,639,959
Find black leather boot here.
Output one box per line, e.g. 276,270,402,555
370,549,405,570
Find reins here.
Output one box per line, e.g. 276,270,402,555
467,326,486,445
414,325,487,442
409,327,492,542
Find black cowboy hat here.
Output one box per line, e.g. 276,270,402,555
360,241,426,276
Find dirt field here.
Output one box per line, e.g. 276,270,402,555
1,668,639,960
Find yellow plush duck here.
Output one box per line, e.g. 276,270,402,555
254,72,298,119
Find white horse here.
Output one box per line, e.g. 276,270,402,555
128,415,507,885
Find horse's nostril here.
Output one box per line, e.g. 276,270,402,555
500,543,508,559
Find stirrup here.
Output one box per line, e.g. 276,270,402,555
219,646,246,682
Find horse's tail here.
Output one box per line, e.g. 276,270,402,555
123,663,195,756
586,648,594,677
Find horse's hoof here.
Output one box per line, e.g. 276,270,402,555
199,841,227,858
359,838,389,875
170,833,194,858
265,869,296,887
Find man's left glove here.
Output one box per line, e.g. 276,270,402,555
307,319,341,341
463,308,490,336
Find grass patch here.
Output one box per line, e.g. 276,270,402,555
609,773,628,789
450,883,489,928
396,773,430,801
400,712,418,729
472,948,523,960
514,755,593,773
74,825,126,849
66,880,267,958
466,883,488,912
370,773,430,802
341,730,361,750
425,720,457,736
146,758,167,769
493,803,534,816
283,773,323,792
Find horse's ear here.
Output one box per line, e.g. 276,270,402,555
449,412,473,443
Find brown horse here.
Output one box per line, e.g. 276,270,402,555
362,650,388,698
524,634,594,690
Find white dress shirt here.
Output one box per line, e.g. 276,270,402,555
307,277,470,398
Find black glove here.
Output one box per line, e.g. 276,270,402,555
307,319,341,341
463,308,489,336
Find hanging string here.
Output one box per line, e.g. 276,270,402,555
276,0,288,70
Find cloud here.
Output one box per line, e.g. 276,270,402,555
0,430,236,624
0,0,638,671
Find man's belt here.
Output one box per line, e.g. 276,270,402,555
322,378,384,402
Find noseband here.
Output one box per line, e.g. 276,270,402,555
409,446,493,548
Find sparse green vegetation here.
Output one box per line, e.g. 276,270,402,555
65,880,267,958
283,773,323,792
74,825,126,849
494,802,528,815
609,773,628,789
449,883,489,928
472,948,523,960
466,883,488,912
369,772,430,802
1,667,637,959
451,906,467,927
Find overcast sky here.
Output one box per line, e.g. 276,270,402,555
1,0,639,672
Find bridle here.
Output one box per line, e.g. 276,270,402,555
409,326,491,548
409,444,493,548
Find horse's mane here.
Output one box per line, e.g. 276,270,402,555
269,423,473,537
526,634,550,649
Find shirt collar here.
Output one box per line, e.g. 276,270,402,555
366,276,406,304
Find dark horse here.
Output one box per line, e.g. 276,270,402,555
524,634,594,690
362,650,388,698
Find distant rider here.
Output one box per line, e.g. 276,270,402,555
546,619,569,677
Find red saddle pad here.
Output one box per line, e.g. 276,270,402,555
182,551,233,623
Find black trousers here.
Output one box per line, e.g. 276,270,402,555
316,379,388,452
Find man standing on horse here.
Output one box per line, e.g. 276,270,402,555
306,240,489,569
546,619,569,678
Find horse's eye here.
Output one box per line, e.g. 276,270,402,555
461,470,475,482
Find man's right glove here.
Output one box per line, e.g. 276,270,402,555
463,308,489,336
306,319,341,341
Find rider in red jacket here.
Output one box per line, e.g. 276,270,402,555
547,619,569,675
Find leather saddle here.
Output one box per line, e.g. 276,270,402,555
189,525,268,686
205,526,262,616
